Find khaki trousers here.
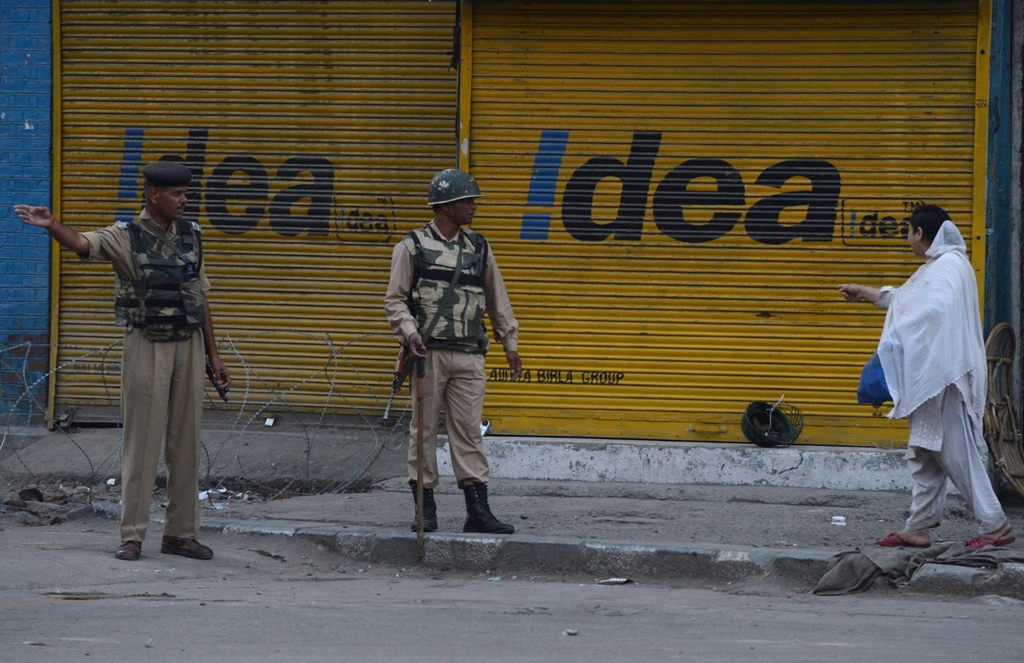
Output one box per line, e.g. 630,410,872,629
119,328,204,543
407,348,489,489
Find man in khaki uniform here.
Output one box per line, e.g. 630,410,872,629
14,161,231,561
385,168,521,534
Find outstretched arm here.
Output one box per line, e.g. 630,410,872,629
13,205,89,256
837,283,881,305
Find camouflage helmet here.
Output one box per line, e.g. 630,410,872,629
427,168,483,206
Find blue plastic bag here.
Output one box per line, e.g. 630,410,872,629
857,352,892,406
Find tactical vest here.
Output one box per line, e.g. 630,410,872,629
114,217,207,341
407,223,490,352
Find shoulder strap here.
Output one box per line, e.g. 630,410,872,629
126,220,146,254
408,229,423,290
185,220,203,271
124,221,149,291
472,232,489,278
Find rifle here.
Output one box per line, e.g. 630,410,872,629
205,358,229,403
381,346,409,425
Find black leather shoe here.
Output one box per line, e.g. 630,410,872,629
161,536,213,560
115,540,142,561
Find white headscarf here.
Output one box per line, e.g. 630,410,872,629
876,220,987,430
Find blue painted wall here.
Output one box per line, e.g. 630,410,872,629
985,0,1014,333
0,0,52,425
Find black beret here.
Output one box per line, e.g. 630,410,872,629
142,161,192,187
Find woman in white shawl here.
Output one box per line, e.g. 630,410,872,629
838,204,1014,549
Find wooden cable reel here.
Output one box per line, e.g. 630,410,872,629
983,323,1024,498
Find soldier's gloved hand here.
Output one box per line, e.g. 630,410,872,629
408,332,427,358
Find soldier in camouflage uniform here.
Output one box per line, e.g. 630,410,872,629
14,161,231,561
385,168,522,534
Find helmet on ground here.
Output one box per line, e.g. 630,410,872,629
741,400,804,448
427,168,483,205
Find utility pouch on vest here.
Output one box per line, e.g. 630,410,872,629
143,326,197,342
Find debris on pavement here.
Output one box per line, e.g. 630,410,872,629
595,577,634,585
19,487,44,502
253,549,286,562
2,482,94,526
969,594,1024,607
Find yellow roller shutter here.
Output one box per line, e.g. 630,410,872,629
54,1,457,413
463,0,990,445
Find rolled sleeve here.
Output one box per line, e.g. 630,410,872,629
81,225,139,282
875,286,895,310
197,264,212,293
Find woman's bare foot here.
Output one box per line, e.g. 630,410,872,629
967,523,1015,549
876,528,931,547
896,528,930,546
991,523,1013,539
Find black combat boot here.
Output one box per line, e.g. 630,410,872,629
462,482,514,534
409,481,438,532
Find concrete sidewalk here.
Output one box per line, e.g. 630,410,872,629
74,477,1024,599
4,420,1024,597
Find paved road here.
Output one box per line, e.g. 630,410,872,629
2,520,1021,663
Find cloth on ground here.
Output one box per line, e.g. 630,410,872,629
813,542,1024,595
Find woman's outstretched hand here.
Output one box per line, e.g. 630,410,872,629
837,283,881,304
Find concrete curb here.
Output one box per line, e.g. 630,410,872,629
907,562,1024,600
76,502,1024,598
201,518,834,584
